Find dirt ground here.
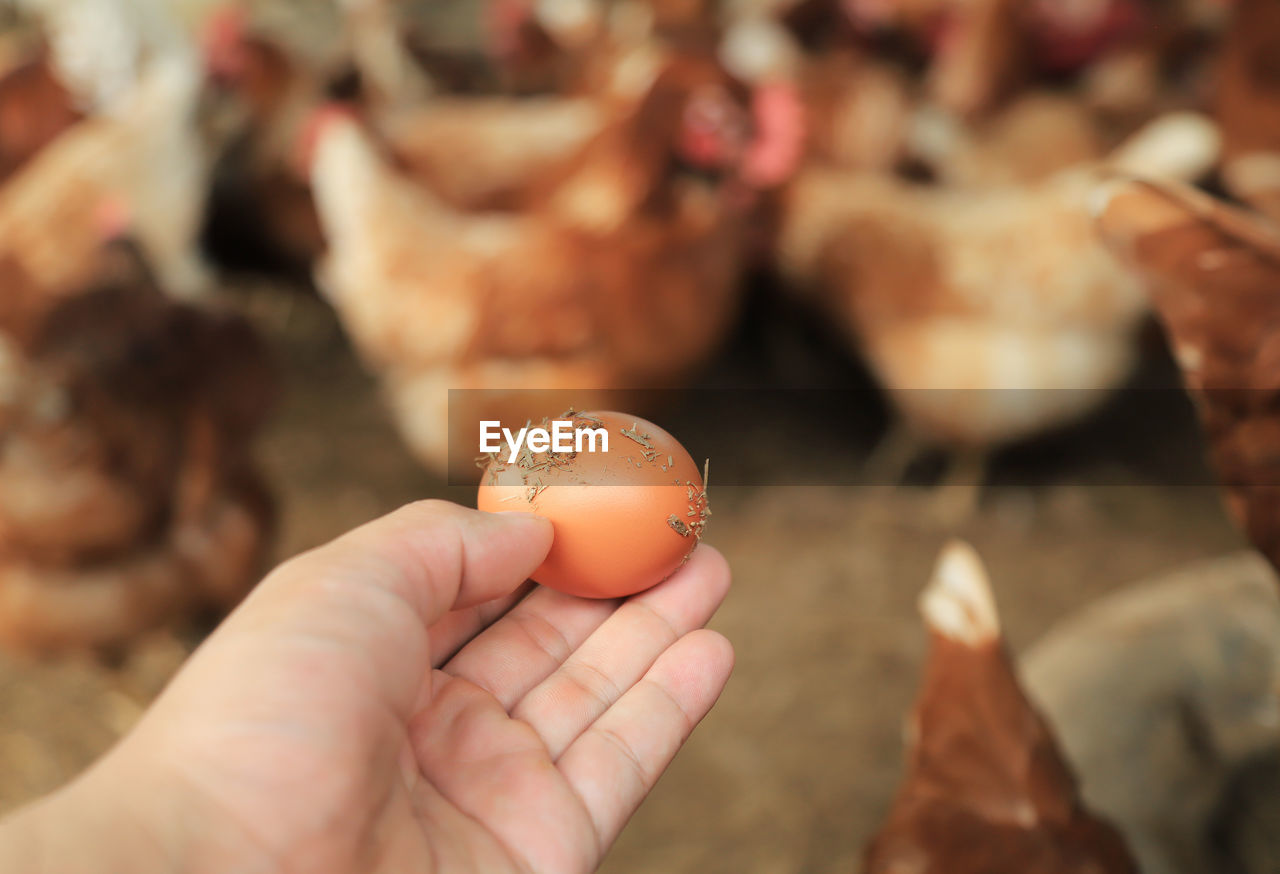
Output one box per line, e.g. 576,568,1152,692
0,281,1252,872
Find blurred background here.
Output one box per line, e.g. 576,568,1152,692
1,0,1279,872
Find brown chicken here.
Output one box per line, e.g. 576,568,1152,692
717,11,910,176
309,44,791,474
384,3,805,209
841,0,1214,120
200,3,617,269
0,52,214,299
908,92,1105,187
799,52,911,172
0,237,274,654
488,0,717,94
373,96,607,212
202,5,333,273
0,49,81,184
337,0,433,108
865,540,1138,874
923,0,1025,118
719,6,1098,184
919,0,1151,117
777,111,1219,496
1096,178,1280,576
485,0,590,93
1216,0,1280,225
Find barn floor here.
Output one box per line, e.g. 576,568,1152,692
0,282,1253,873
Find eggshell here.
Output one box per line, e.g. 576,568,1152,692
477,411,709,598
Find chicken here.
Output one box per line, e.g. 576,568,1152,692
840,0,1210,120
21,0,195,113
1022,551,1280,874
721,4,1090,185
717,12,910,176
383,6,806,209
1095,178,1280,575
373,97,607,212
0,49,81,183
907,92,1105,187
799,54,910,173
205,0,612,264
201,4,333,274
309,46,792,474
1215,0,1280,225
489,0,729,95
840,0,949,36
485,0,599,93
827,0,1027,117
924,0,1026,119
337,0,433,107
864,540,1138,874
977,0,1167,117
0,52,214,298
198,3,623,271
777,112,1219,499
0,237,274,654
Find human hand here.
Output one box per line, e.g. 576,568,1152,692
0,501,734,873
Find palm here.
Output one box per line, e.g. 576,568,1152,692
346,699,578,874
391,550,733,874
396,675,598,873
133,542,731,874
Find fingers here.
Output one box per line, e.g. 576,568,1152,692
190,502,552,721
428,581,536,667
441,587,620,708
511,546,731,758
259,501,552,622
557,629,734,854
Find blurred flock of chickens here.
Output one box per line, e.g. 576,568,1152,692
3,0,1280,870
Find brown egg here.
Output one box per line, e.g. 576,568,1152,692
476,410,709,598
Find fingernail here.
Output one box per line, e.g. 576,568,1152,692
484,509,552,526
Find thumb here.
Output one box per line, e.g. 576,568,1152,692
250,500,553,626
162,501,552,724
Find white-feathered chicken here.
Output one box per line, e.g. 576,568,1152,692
0,55,213,298
308,47,785,473
20,0,200,113
778,112,1220,491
